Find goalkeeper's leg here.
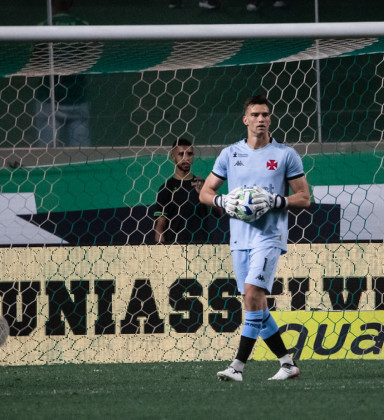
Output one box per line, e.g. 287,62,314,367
218,248,298,381
217,307,299,382
217,307,263,382
260,308,300,380
217,251,261,382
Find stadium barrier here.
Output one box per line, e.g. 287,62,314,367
0,243,383,365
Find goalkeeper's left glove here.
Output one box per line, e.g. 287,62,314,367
213,186,242,218
251,186,288,214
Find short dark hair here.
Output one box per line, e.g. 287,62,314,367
243,94,269,113
172,138,192,149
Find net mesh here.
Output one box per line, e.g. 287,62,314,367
0,35,384,365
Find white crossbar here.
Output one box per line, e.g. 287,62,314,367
1,22,384,42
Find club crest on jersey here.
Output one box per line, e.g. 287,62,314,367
267,159,278,170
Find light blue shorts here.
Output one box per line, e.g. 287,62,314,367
231,247,281,294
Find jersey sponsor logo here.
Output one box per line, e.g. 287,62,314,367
233,152,248,158
234,160,244,166
267,159,278,170
243,184,275,194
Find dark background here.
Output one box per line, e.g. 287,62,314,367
1,0,384,26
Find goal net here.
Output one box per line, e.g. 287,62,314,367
0,25,384,365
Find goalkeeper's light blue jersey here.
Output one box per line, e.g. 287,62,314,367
212,138,304,253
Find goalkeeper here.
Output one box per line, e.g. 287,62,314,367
199,94,310,381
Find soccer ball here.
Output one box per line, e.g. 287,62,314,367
235,188,258,223
0,316,10,347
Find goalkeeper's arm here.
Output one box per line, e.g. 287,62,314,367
286,176,311,208
199,172,239,212
199,173,225,207
200,173,243,219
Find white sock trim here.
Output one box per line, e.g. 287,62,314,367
279,354,293,366
231,359,245,372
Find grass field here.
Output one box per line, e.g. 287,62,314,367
0,360,382,420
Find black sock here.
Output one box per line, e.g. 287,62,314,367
263,331,289,359
235,335,257,363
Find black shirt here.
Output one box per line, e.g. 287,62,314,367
154,176,209,244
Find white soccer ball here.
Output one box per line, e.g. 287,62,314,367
0,316,10,347
235,188,259,223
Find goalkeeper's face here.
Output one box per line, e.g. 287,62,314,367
172,145,194,173
243,104,271,137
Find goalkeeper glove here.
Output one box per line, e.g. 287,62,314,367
213,186,242,218
251,186,288,216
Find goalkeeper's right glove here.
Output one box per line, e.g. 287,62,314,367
213,186,242,218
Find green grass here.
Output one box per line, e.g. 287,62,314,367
0,360,383,420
